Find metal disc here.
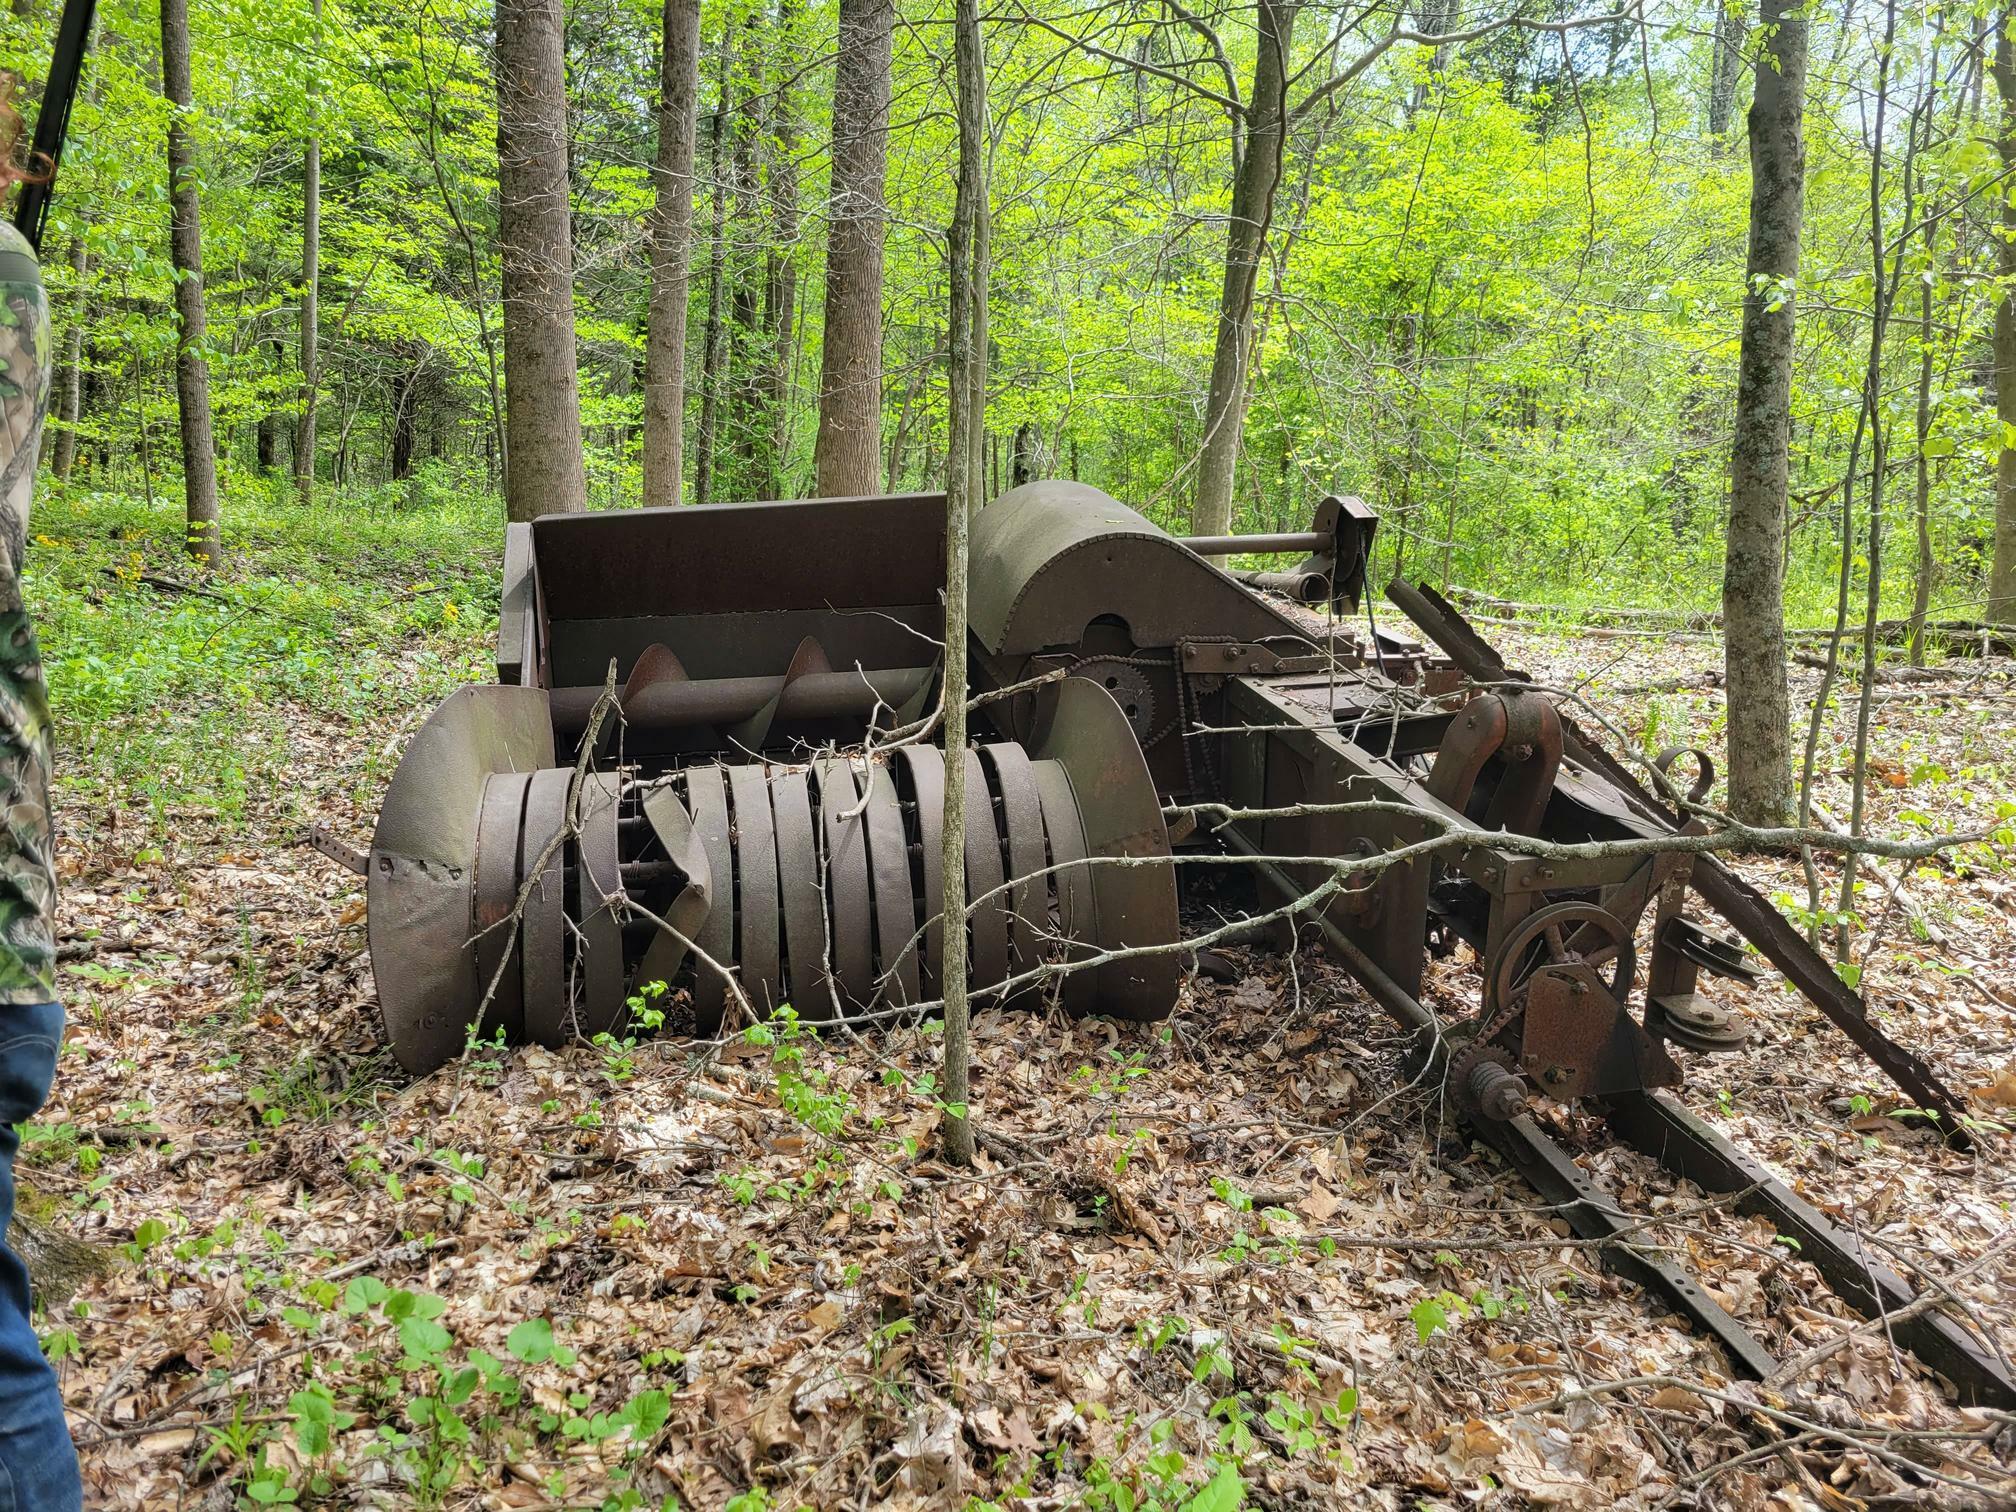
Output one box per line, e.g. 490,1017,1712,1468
519,767,571,1046
768,767,826,1019
574,773,627,1041
472,772,532,1045
1029,678,1179,1020
896,746,945,999
981,744,1046,1005
683,766,736,1036
858,759,919,1008
962,748,1010,1000
633,780,712,998
813,757,875,1013
727,765,784,1017
1030,759,1098,1014
369,685,555,1074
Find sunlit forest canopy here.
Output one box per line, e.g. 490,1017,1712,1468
0,1,2003,615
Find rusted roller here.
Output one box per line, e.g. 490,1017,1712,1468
473,771,531,1044
574,774,627,1040
726,764,783,1017
981,744,1047,1005
960,748,1010,999
895,746,946,997
683,766,736,1036
767,767,826,1017
812,757,876,1015
519,768,572,1047
1029,759,1097,1014
858,759,920,1007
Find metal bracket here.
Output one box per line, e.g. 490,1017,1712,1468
305,825,368,876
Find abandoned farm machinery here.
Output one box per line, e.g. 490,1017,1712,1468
347,479,2014,1407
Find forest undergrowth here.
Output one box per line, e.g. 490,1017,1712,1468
18,489,2016,1510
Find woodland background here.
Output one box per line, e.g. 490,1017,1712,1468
2,0,2012,620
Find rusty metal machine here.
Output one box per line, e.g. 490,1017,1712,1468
352,480,2011,1406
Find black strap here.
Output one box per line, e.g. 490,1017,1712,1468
10,0,100,256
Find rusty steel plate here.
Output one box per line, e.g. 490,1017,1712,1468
767,767,825,1019
813,757,875,1013
730,635,831,752
896,746,945,998
1030,678,1178,1020
369,686,555,1075
683,766,736,1036
727,765,783,1017
961,748,1010,999
633,780,712,998
858,759,919,1007
1030,758,1097,1014
575,774,627,1041
519,768,571,1047
472,771,531,1045
981,744,1045,1004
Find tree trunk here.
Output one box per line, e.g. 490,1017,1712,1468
390,359,419,481
495,0,588,523
762,0,801,498
811,0,892,497
50,237,88,483
1708,1,1749,152
1011,419,1036,487
1722,0,1806,825
1190,0,1295,545
256,337,284,474
160,0,222,567
940,0,989,1170
1992,10,2016,619
296,0,322,506
642,0,700,506
694,33,731,505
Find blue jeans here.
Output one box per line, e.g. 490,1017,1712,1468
0,1003,81,1511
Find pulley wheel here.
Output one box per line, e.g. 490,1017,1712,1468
1485,901,1637,1016
896,746,946,998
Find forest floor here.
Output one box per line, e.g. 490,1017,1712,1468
19,491,2016,1511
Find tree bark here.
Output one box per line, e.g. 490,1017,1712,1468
642,0,700,506
1189,0,1295,544
1991,9,2016,619
694,33,731,505
495,0,588,522
1722,0,1806,825
940,0,989,1169
762,0,801,498
159,0,222,567
50,236,89,483
811,0,892,497
296,0,322,506
1708,1,1749,152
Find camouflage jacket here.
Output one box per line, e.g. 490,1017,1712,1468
0,221,58,1003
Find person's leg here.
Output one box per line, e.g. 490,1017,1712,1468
0,1001,81,1511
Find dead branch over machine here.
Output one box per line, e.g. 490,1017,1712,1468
346,480,2014,1408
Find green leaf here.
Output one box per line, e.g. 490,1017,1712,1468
1181,1459,1246,1512
1409,1296,1451,1343
508,1316,557,1365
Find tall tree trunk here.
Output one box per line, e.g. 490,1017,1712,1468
1722,0,1806,825
390,357,420,481
762,0,801,497
940,0,989,1170
160,0,222,567
1189,0,1295,545
811,0,892,496
50,237,89,482
1992,9,2016,619
495,0,588,522
296,0,322,506
1708,1,1749,152
694,34,731,505
1011,420,1036,486
256,336,284,474
642,0,700,505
